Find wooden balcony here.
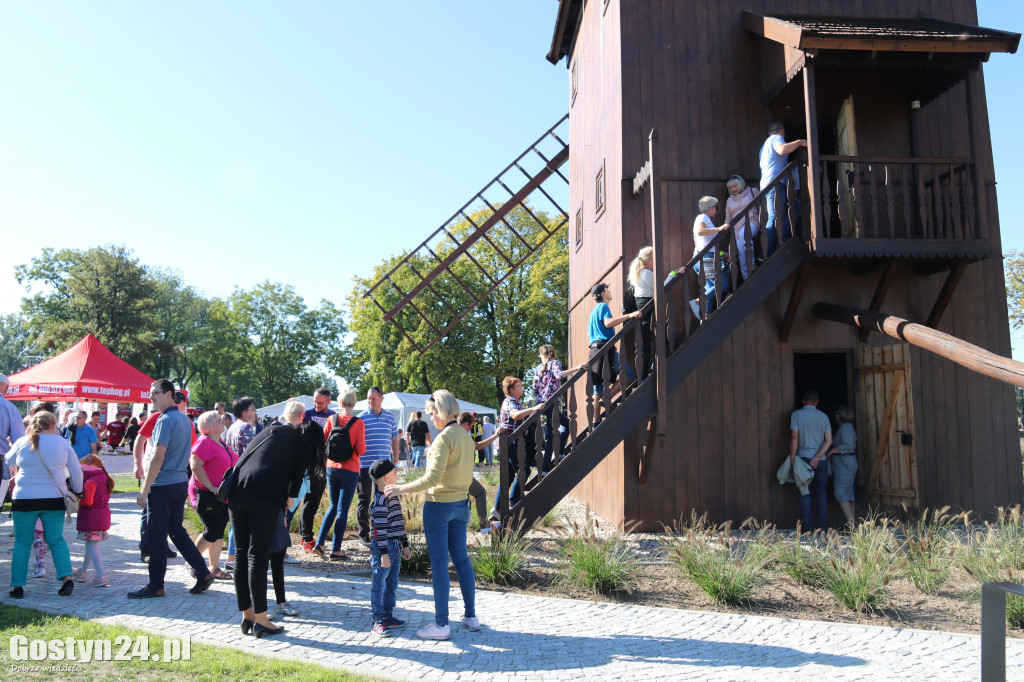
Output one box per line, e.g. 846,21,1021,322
808,155,994,262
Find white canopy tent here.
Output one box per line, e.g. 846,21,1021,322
255,394,340,419
353,392,498,437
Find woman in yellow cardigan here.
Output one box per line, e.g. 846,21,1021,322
385,389,479,641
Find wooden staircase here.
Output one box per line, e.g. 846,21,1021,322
500,159,812,533
362,115,570,355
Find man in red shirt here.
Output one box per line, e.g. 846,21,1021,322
104,417,127,448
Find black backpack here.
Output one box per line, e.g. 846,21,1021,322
621,284,638,314
325,415,360,463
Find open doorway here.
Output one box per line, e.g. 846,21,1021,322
793,351,852,430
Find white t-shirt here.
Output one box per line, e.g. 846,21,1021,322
693,214,717,258
634,268,654,298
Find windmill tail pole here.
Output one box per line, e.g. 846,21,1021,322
812,302,1024,388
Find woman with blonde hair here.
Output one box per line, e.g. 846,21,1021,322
627,246,655,379
7,411,83,599
385,389,479,640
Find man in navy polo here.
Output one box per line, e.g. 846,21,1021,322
128,380,213,599
356,387,398,546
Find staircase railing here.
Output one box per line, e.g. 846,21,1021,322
497,156,808,529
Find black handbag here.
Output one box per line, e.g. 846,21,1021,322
216,431,273,504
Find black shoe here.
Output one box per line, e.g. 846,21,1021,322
358,535,371,547
189,573,215,594
9,586,23,599
57,579,74,596
127,585,165,599
166,549,178,559
253,622,284,639
241,619,254,635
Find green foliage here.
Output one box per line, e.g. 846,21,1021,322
774,530,824,586
814,517,903,613
0,313,44,375
558,514,638,596
14,245,348,407
899,507,956,594
344,203,568,407
960,506,1024,629
472,525,530,585
663,513,773,606
401,542,432,577
1005,251,1024,330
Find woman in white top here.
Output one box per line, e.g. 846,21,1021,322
627,246,655,380
724,175,761,280
693,196,731,316
8,411,83,599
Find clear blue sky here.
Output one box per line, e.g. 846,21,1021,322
1,2,1022,349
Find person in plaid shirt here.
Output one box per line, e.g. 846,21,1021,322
491,377,543,519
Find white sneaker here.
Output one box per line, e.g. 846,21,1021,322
275,601,298,617
416,622,451,640
283,554,300,564
30,566,46,579
461,616,481,632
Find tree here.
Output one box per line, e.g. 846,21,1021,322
15,246,163,372
0,313,44,375
344,204,568,407
1005,251,1024,330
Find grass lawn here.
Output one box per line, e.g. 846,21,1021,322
0,603,377,681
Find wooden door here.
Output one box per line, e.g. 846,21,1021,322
836,96,859,239
856,344,919,506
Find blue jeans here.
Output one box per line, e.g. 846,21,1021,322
12,509,71,587
764,185,791,256
227,526,235,557
411,446,427,468
146,482,211,590
798,457,830,532
423,500,476,627
317,467,359,552
369,539,402,623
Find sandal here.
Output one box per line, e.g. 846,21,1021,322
211,569,233,580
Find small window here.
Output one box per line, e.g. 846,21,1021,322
570,61,578,106
575,205,584,252
594,160,606,221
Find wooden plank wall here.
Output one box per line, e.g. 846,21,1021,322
563,0,1021,529
566,0,627,525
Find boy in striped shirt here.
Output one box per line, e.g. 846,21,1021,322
368,459,411,637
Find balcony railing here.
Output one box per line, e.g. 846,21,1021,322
816,156,981,242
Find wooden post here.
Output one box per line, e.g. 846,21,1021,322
812,302,1024,387
965,70,988,240
803,59,821,248
648,130,668,446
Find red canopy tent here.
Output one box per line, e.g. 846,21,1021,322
3,334,156,403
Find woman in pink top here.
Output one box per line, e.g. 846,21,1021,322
189,411,237,579
724,175,761,280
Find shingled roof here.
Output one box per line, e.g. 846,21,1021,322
743,13,1020,54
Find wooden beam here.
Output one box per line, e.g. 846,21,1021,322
926,262,968,328
867,487,917,498
812,302,1024,387
859,262,896,342
742,11,804,50
779,263,809,342
857,362,910,374
803,61,822,249
647,130,668,447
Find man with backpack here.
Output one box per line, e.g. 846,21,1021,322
310,389,365,560
298,388,336,551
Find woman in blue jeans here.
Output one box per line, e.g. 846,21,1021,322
313,389,365,560
8,411,83,599
385,390,478,641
